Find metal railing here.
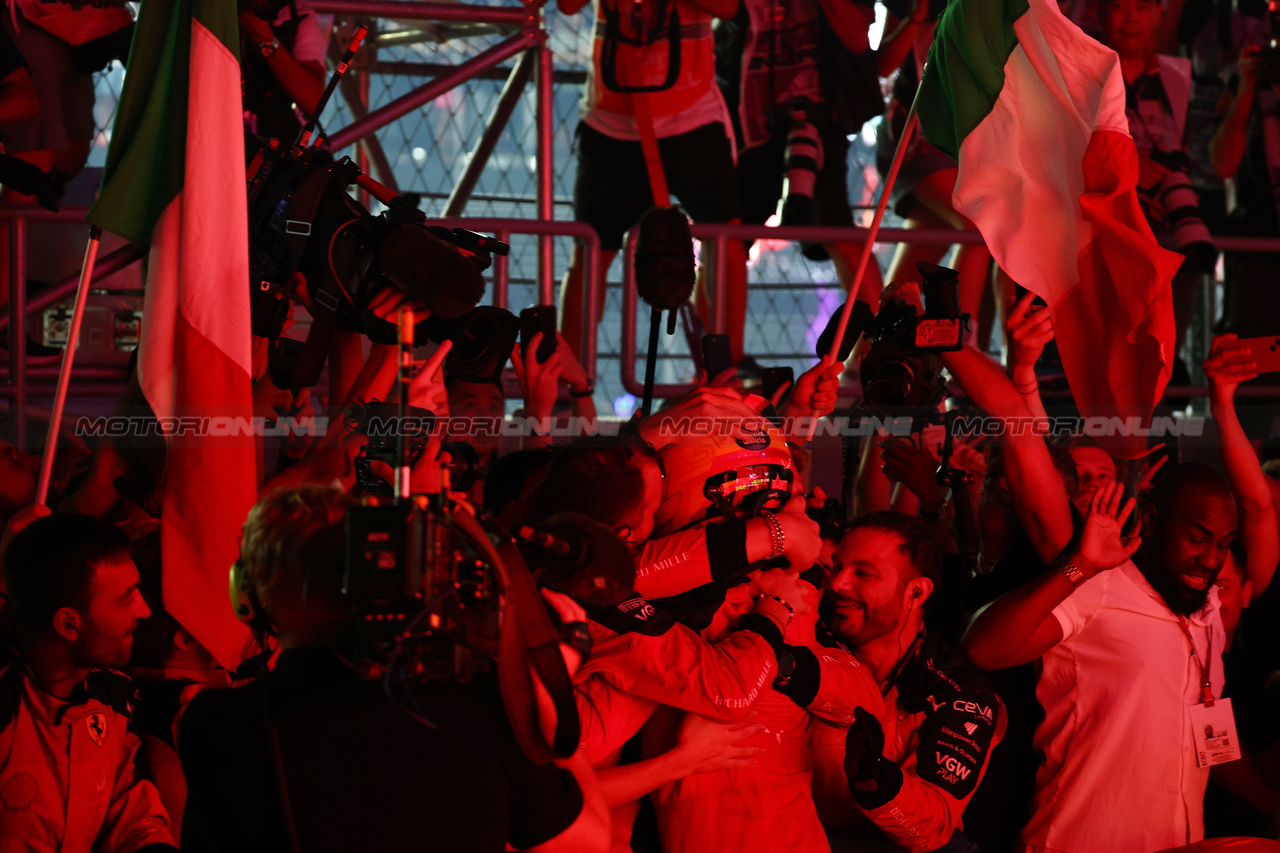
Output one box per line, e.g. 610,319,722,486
310,0,562,294
1,206,602,445
618,221,1280,400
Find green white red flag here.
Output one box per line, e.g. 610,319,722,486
917,0,1182,458
87,0,255,668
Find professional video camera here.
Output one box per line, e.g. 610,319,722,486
244,27,512,391
247,148,510,389
1137,149,1216,273
859,262,969,413
341,493,585,762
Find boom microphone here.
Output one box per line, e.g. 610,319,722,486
634,206,696,416
634,205,695,311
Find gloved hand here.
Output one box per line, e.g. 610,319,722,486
844,706,886,788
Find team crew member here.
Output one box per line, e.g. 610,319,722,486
810,513,1006,852
0,514,174,853
649,573,884,853
634,388,823,599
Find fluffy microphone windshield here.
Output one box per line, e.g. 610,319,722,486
634,206,695,311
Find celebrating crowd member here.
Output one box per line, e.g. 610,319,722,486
1101,0,1210,372
964,475,1239,852
712,0,887,311
8,0,1280,839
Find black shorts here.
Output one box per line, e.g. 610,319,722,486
738,128,853,228
573,121,741,250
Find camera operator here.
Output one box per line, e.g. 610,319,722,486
0,513,175,852
177,485,609,853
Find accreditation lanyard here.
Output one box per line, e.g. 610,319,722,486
1177,617,1214,707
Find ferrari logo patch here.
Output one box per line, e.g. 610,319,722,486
86,711,108,747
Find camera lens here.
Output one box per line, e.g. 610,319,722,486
863,359,916,409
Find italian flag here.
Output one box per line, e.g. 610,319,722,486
917,0,1182,458
88,0,255,668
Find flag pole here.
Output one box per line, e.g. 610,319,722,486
35,225,101,506
803,85,924,441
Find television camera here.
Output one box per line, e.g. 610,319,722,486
245,25,516,392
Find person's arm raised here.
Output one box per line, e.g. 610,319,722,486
963,482,1140,669
942,344,1074,562
1004,291,1053,423
1205,335,1278,595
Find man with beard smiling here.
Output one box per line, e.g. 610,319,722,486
807,512,1006,852
0,514,173,852
964,474,1241,853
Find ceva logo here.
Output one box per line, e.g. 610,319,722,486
953,700,993,722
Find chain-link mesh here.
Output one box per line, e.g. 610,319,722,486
87,3,1216,416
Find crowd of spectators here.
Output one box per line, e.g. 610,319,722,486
4,0,1280,850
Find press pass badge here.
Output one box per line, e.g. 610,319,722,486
1189,697,1242,767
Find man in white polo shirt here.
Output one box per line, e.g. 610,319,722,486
963,467,1239,853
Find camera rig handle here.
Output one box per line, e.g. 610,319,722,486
293,23,368,154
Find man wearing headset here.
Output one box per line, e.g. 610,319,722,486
809,512,1006,852
0,513,174,852
177,484,609,853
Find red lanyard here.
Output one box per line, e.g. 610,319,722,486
1178,617,1215,707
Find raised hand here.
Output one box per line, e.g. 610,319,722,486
1077,481,1141,576
510,332,563,420
780,360,843,424
1204,333,1258,409
409,340,453,416
1005,291,1054,377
